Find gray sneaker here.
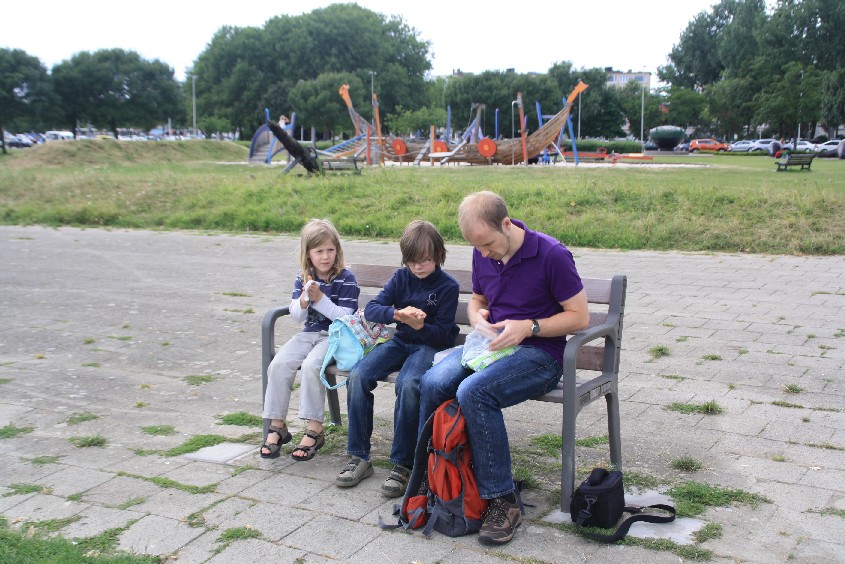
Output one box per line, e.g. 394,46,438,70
380,464,411,498
335,456,374,488
478,495,523,545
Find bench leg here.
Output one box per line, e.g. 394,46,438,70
324,374,343,426
560,394,578,511
606,389,623,470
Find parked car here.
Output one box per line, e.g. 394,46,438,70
749,138,779,152
729,140,754,152
782,140,816,152
815,139,841,153
4,134,33,148
644,139,658,151
689,138,728,152
674,141,690,152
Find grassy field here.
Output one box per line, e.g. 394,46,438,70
1,140,843,255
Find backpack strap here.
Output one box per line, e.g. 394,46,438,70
575,504,676,543
318,335,346,390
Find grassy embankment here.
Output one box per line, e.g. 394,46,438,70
1,140,843,255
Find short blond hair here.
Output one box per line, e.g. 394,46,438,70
298,218,345,282
458,191,509,233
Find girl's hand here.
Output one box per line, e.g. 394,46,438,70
305,277,323,304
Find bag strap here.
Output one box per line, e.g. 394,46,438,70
318,329,347,390
575,503,676,543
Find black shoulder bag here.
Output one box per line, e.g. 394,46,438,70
570,468,676,543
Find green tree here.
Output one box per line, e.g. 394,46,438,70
385,106,447,137
0,48,55,152
665,87,706,133
192,4,431,139
288,72,366,139
52,49,183,137
753,62,823,140
820,68,845,138
705,78,756,139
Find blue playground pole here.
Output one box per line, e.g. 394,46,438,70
495,108,500,140
566,113,579,165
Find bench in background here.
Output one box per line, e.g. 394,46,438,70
776,152,815,171
261,264,627,508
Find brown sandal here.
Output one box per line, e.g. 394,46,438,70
260,424,292,459
291,429,325,461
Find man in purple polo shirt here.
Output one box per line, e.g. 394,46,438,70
419,190,589,545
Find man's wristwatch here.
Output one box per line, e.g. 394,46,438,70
530,319,541,336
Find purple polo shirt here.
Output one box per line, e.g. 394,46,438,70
471,219,584,363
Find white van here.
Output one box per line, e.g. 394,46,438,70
45,131,75,141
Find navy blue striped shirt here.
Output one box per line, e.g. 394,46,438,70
292,268,360,332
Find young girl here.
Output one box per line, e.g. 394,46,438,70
261,219,359,461
336,220,459,496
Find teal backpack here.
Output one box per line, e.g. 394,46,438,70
319,311,389,389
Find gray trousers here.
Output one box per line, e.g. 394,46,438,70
262,330,329,423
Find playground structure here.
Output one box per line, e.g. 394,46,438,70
381,81,590,165
248,113,296,164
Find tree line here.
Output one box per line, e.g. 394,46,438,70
3,1,843,153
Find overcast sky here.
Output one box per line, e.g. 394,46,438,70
4,1,720,82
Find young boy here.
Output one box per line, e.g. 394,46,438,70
336,220,459,497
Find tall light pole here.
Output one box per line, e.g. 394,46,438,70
368,71,376,106
640,71,646,151
192,75,197,138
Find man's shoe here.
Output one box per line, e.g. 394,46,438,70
335,456,374,488
380,464,411,498
478,495,523,545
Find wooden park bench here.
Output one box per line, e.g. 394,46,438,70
319,156,361,174
775,152,815,171
261,264,627,507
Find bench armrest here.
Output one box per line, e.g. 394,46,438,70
560,318,619,387
261,306,291,394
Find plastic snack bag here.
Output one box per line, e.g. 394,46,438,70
460,318,519,371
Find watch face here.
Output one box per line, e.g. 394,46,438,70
531,320,540,336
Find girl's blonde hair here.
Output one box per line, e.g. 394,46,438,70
298,218,345,282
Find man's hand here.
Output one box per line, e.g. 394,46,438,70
394,306,426,330
487,318,533,351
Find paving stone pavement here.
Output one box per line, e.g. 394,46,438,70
1,225,843,563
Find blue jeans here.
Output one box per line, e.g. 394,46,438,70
419,346,562,499
346,339,436,468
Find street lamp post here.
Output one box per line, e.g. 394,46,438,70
192,75,197,138
368,71,377,106
577,90,581,140
511,100,518,165
640,73,646,151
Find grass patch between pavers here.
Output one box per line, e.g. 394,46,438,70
3,483,51,497
670,456,703,472
0,424,34,439
22,515,82,534
162,434,228,457
117,472,218,494
215,526,261,554
140,425,176,436
807,507,845,518
28,455,63,465
665,400,723,415
575,435,610,449
0,377,13,384
66,411,99,425
668,480,770,517
217,411,263,427
69,434,107,448
530,433,562,456
184,374,215,386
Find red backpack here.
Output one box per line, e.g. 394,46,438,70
381,399,488,537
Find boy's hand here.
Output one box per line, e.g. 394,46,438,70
394,306,426,330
